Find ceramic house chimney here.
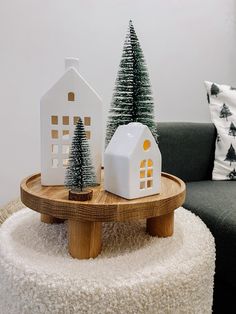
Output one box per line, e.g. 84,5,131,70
65,57,79,72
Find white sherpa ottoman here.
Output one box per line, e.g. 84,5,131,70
0,207,215,314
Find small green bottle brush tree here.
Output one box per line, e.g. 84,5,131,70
105,20,157,147
65,118,97,201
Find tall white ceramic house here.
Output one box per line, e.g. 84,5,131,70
40,57,103,186
104,122,161,199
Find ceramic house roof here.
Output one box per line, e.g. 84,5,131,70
41,66,102,103
106,122,155,157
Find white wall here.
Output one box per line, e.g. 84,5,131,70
0,0,236,206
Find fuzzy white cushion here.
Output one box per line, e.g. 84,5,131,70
205,81,236,180
0,208,215,314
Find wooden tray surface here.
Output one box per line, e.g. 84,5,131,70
21,172,186,222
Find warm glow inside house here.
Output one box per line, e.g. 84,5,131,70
104,122,162,199
40,57,103,186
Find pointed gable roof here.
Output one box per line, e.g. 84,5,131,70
41,61,102,103
106,122,153,157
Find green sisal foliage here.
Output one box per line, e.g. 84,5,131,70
64,118,97,191
105,20,157,146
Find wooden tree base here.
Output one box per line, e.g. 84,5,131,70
69,189,93,201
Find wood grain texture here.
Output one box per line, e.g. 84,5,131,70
20,171,186,222
41,213,64,224
146,211,174,237
68,220,102,259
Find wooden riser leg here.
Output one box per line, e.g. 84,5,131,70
41,214,64,224
68,220,102,259
146,211,174,237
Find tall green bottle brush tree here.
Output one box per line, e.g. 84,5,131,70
65,118,96,200
106,20,157,146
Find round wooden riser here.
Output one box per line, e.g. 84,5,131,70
20,172,186,259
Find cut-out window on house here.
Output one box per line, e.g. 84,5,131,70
147,180,153,188
62,116,69,125
68,92,75,101
73,116,79,125
147,169,153,177
140,181,145,190
51,130,58,139
63,159,69,168
84,117,91,126
148,159,153,167
139,158,153,190
52,158,59,168
140,160,146,168
51,116,58,125
62,145,70,154
140,170,145,178
62,130,69,140
85,131,91,140
52,144,58,154
143,140,151,151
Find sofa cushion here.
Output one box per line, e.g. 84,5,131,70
157,122,216,182
184,180,236,287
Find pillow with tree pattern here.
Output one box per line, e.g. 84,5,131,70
205,81,236,180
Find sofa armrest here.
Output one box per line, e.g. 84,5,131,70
157,122,216,182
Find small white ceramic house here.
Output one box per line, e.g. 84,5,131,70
104,122,161,199
40,57,103,186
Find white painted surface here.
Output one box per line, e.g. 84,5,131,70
0,0,236,205
104,123,161,199
41,58,102,185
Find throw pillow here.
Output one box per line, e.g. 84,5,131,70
205,81,236,180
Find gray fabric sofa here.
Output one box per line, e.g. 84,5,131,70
157,122,236,314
